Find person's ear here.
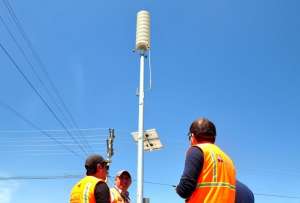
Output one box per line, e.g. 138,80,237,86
96,163,102,170
190,134,197,145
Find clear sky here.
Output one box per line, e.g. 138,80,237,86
0,0,299,203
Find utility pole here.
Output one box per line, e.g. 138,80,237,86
106,128,115,167
135,10,150,203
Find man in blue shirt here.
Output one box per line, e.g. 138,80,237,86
176,131,254,203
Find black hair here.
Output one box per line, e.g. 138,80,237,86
189,118,216,143
86,167,97,175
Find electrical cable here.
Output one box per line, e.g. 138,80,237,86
0,142,106,148
0,100,82,158
254,193,300,199
0,134,129,142
0,133,108,138
1,0,93,153
0,13,91,152
0,127,109,133
148,49,152,90
0,174,298,200
0,175,82,180
0,137,105,142
0,139,108,145
0,42,88,156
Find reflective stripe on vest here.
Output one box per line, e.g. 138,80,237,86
110,187,125,203
197,182,236,190
210,151,217,182
83,182,92,203
70,176,105,203
187,143,236,203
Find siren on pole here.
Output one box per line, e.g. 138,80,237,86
136,10,150,51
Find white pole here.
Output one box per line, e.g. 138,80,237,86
137,54,145,203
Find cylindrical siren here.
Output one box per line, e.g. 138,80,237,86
136,10,150,51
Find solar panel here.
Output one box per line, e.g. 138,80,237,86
131,129,163,151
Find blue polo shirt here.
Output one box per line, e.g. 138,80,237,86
176,146,254,203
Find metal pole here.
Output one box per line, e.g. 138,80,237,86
106,128,115,164
143,198,150,203
137,53,145,203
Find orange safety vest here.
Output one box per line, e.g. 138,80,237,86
110,187,127,203
187,143,236,203
70,176,105,203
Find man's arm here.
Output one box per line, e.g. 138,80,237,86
235,180,255,203
176,146,204,199
94,182,110,203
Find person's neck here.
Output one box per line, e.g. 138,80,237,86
192,140,213,145
199,140,212,144
90,173,105,180
115,185,125,193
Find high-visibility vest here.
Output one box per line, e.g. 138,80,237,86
70,176,105,203
110,187,128,203
187,143,236,203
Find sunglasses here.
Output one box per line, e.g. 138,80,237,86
104,164,109,170
99,163,109,170
188,132,192,141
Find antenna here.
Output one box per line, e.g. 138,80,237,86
135,10,150,203
136,10,150,51
106,128,115,166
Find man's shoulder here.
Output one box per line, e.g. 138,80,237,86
94,182,110,203
110,186,119,193
187,146,203,156
95,182,109,192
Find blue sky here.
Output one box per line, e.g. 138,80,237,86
0,0,299,202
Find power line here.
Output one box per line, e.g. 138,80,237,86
238,168,300,177
0,133,106,138
0,139,108,144
0,42,88,156
137,180,176,188
0,142,106,148
0,136,106,142
0,136,130,142
254,193,300,199
0,132,108,137
0,175,82,180
0,149,93,153
5,152,94,156
0,128,131,143
0,175,299,200
1,0,93,153
0,100,82,158
0,132,131,146
0,13,91,152
0,134,130,142
0,149,103,153
0,127,109,133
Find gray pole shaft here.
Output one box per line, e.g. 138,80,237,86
143,198,150,203
137,54,145,203
107,128,114,163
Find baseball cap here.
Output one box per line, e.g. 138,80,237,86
85,154,108,171
115,170,131,179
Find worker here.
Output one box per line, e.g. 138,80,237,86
110,170,132,203
176,118,236,202
235,180,255,203
70,154,110,203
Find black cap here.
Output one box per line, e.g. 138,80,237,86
85,154,108,174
